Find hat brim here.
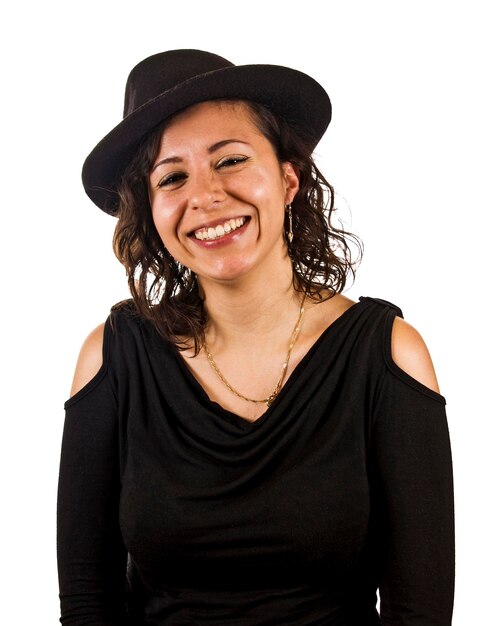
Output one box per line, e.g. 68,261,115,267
82,64,332,215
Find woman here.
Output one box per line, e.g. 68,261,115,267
57,50,454,624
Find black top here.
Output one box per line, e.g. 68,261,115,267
57,296,454,625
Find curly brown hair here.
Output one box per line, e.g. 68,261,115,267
113,99,363,354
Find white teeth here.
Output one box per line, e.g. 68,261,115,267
193,217,247,241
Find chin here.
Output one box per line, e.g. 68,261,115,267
199,258,257,284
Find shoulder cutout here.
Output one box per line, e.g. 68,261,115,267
391,317,441,394
69,323,106,398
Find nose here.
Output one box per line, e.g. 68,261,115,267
188,169,225,211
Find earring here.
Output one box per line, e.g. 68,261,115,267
286,204,294,243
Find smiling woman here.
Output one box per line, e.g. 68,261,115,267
114,97,358,358
58,49,454,624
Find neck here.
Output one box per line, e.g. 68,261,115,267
198,259,302,347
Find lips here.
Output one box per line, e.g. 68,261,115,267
191,216,248,241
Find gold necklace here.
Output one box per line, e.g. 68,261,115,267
203,296,306,407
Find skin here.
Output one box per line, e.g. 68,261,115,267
71,101,440,421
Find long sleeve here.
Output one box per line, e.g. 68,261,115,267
372,315,455,625
57,326,128,625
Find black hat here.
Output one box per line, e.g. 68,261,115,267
82,49,332,215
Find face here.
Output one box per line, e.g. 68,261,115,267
148,100,299,285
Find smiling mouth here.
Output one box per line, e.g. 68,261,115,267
192,217,249,241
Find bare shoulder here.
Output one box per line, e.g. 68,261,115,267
391,317,440,394
69,323,106,398
305,292,357,337
331,293,357,314
312,292,357,318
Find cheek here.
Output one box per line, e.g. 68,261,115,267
151,207,166,239
228,168,285,206
150,201,181,242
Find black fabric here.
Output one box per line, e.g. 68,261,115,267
57,296,454,625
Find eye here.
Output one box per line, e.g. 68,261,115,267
157,172,187,188
216,155,249,169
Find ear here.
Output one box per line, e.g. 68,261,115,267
281,161,300,204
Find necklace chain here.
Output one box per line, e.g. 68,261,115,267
203,296,306,407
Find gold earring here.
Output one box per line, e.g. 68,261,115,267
286,204,294,243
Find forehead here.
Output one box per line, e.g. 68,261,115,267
159,100,260,144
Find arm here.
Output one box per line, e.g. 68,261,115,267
57,321,129,625
374,315,454,625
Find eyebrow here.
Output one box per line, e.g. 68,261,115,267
151,139,250,172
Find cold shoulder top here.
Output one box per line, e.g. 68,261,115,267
57,296,455,625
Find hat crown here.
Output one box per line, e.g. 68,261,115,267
123,50,234,118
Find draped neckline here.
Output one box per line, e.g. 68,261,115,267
170,297,369,429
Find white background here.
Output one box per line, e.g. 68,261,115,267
2,1,495,623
